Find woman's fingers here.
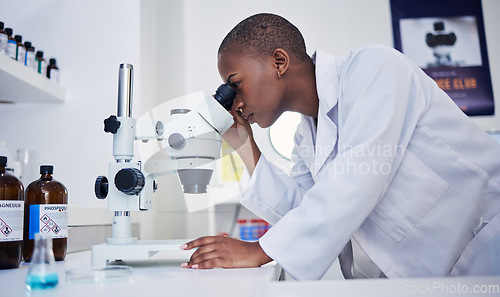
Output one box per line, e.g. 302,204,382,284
180,236,272,269
181,236,218,250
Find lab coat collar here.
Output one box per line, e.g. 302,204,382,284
312,51,339,112
309,51,340,176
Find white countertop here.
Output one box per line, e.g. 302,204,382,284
1,250,279,297
2,250,499,297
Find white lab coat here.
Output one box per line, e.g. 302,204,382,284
240,44,500,280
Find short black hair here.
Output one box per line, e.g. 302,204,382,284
218,13,309,61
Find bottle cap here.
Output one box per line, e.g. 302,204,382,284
24,41,32,48
36,51,44,58
50,58,56,64
5,28,12,36
0,22,4,30
0,156,7,167
14,35,22,42
40,165,53,174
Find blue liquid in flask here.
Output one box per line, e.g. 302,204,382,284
26,233,59,291
26,273,59,290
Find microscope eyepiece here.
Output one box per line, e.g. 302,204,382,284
213,83,236,110
426,21,457,48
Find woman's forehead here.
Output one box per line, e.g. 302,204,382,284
218,52,269,73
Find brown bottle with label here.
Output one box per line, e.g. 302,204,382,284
0,156,24,269
23,165,68,262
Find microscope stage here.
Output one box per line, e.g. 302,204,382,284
91,239,195,267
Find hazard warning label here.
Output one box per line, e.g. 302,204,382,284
29,204,67,240
0,200,24,242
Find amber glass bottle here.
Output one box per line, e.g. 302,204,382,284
0,156,24,269
23,165,67,262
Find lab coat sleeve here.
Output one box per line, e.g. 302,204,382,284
258,46,426,280
240,121,315,225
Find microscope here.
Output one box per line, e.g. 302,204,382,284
426,21,457,67
91,64,236,267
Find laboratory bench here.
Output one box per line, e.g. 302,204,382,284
1,249,499,297
1,250,280,297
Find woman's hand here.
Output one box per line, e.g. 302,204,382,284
180,235,272,269
223,109,261,175
223,109,254,151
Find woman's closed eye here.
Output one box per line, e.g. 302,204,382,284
230,81,241,90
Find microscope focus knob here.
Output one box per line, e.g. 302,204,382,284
153,179,158,193
104,115,121,134
114,168,145,195
95,176,109,199
168,133,186,150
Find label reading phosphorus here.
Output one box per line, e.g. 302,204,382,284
0,201,24,242
29,204,68,240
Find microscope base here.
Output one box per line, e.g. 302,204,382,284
91,239,194,268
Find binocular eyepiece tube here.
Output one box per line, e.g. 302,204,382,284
213,83,236,110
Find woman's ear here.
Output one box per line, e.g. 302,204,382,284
273,48,289,78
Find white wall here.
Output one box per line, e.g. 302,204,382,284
137,0,192,240
0,0,142,210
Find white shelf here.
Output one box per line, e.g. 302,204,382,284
0,53,66,103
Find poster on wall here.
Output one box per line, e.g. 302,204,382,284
390,0,494,116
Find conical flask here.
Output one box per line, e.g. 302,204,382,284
26,233,59,291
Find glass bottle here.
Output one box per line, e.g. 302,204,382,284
47,58,59,82
14,35,25,64
0,156,24,269
5,28,16,59
0,22,7,54
35,51,47,76
23,165,68,262
24,41,35,68
25,233,58,291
